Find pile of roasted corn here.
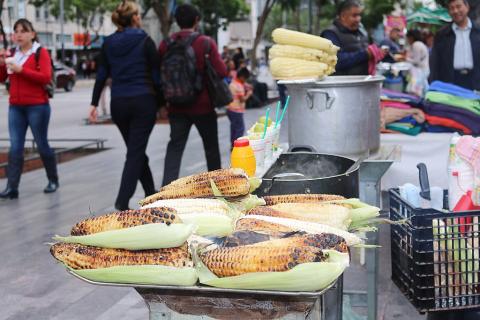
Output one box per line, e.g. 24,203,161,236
51,168,381,291
269,28,339,80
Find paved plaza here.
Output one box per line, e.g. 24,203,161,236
0,83,424,319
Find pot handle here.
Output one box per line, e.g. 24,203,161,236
263,173,312,195
287,145,317,153
306,89,336,111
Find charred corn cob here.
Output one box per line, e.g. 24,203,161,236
272,28,339,55
270,57,328,80
139,169,250,205
70,207,179,236
250,234,348,253
223,230,275,247
269,44,338,65
200,244,327,277
50,243,192,269
235,218,295,236
262,194,345,206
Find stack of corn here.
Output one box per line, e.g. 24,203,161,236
50,208,198,286
269,28,339,80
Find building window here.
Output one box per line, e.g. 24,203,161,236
36,7,41,20
55,34,72,44
44,7,49,20
37,32,53,47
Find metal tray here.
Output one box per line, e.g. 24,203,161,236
68,270,337,298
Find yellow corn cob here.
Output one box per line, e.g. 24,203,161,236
262,194,345,206
269,44,337,66
235,218,295,236
70,207,179,236
142,198,232,216
50,243,192,269
201,243,327,277
249,234,348,253
139,168,250,205
270,58,328,80
272,28,339,55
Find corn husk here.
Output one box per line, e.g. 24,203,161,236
69,265,198,286
179,213,234,237
197,250,348,291
53,223,195,250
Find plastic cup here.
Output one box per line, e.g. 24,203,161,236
271,124,281,152
248,137,266,169
264,129,275,160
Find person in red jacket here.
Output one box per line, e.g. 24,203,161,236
0,19,58,199
159,4,228,186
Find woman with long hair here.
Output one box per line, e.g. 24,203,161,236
88,1,161,210
0,19,58,199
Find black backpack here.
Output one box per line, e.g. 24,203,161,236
160,33,203,106
9,46,56,98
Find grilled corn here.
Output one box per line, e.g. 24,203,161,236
139,168,251,205
262,194,345,206
71,208,179,236
249,234,348,253
50,243,192,269
200,244,327,277
235,218,295,236
142,198,234,217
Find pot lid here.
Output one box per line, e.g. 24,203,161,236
278,75,385,87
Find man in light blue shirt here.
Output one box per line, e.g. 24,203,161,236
429,0,480,90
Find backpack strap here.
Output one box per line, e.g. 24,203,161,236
35,46,42,65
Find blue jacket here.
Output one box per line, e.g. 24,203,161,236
91,28,161,106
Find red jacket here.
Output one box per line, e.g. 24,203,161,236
158,31,228,115
0,47,52,106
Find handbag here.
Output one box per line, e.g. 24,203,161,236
204,39,233,107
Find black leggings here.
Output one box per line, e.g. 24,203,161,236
111,94,157,208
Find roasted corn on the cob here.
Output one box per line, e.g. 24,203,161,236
201,244,327,277
262,194,345,206
235,218,295,236
70,207,179,236
50,243,192,269
139,168,251,205
142,198,233,216
249,234,348,253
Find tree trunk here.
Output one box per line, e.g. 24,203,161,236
251,0,275,71
152,0,172,39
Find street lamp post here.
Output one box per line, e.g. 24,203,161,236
60,0,65,63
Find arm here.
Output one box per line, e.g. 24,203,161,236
19,48,51,85
207,39,228,78
144,37,163,105
321,30,369,71
90,44,110,107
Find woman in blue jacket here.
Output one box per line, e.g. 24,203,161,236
88,1,161,210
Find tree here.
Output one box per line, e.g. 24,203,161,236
193,0,249,39
141,0,174,39
361,0,396,31
251,0,300,70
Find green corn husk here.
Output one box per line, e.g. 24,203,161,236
69,265,198,286
197,250,349,292
227,194,266,212
249,177,262,193
53,223,195,250
179,213,234,237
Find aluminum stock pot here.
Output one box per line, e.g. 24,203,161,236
280,76,384,156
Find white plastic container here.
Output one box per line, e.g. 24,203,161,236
448,133,474,210
248,137,266,169
271,125,281,152
263,129,275,160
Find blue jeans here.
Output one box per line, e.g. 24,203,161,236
7,104,58,189
227,110,245,147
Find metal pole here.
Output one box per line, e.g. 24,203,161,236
308,0,313,34
60,0,65,63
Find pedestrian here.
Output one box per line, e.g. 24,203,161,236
81,60,88,79
0,18,58,199
227,67,253,147
221,45,230,61
380,27,402,63
158,4,227,186
405,29,430,96
429,0,480,90
88,0,161,210
232,47,245,70
321,0,385,75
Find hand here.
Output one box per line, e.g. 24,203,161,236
88,106,98,123
0,49,5,66
8,62,22,73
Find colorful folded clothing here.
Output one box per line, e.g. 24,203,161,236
429,81,480,100
423,124,457,133
381,107,425,128
397,115,418,126
380,100,412,110
422,101,480,134
425,114,472,134
386,123,423,136
381,88,422,106
425,91,480,116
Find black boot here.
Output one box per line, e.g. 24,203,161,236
114,202,130,211
0,186,18,199
44,181,59,193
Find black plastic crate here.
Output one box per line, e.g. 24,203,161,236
389,189,480,313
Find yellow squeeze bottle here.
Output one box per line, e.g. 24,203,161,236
230,139,256,177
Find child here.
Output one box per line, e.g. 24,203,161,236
227,67,252,147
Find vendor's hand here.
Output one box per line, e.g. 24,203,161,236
0,49,6,65
8,62,22,73
88,106,98,123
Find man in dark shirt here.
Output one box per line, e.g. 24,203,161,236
321,0,383,75
429,0,480,90
158,4,228,186
380,27,402,63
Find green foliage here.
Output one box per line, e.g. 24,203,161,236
192,0,249,37
362,0,396,30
